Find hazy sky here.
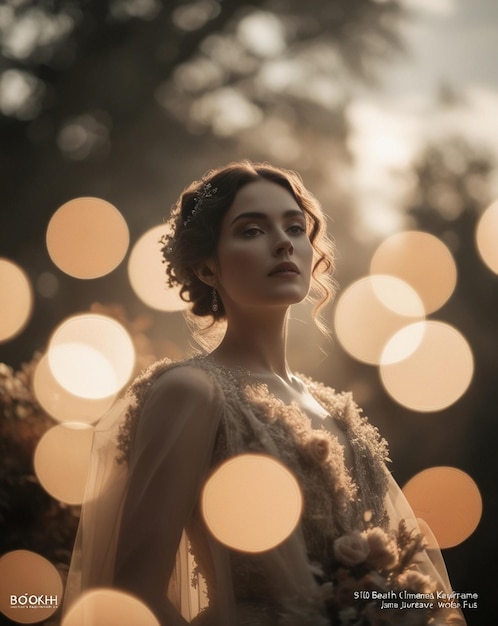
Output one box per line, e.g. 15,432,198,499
346,0,498,239
387,0,498,94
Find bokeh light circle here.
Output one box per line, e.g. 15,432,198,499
334,275,425,365
48,313,135,399
476,200,498,274
0,258,33,343
62,589,159,626
0,550,63,623
380,321,473,412
202,454,303,552
46,197,129,279
403,467,482,548
34,353,115,423
128,225,188,312
34,423,94,504
370,231,457,313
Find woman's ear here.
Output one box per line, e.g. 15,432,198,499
193,260,217,287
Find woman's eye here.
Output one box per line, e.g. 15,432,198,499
242,227,263,238
287,224,306,235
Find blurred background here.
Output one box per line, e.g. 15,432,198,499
1,0,497,624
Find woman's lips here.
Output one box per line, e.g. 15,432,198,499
268,262,300,276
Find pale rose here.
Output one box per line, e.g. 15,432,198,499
397,570,436,595
365,527,398,570
333,530,370,567
360,571,389,593
307,435,330,462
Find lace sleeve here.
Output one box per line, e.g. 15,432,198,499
384,473,467,625
112,365,224,625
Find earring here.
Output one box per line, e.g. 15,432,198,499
211,288,219,313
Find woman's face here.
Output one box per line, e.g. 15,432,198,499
212,179,314,315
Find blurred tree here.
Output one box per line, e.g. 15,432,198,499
0,0,403,131
407,137,497,377
0,0,405,368
383,137,497,625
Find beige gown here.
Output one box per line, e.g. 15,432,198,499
64,356,466,626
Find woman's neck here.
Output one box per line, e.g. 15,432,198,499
210,310,291,382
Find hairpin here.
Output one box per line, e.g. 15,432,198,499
183,182,218,226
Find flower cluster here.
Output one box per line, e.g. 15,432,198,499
0,357,53,454
183,181,218,225
314,520,440,626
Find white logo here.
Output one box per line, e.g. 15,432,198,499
10,595,59,609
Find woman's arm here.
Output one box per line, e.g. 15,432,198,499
113,365,222,625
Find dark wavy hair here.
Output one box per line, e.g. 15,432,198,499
160,160,336,334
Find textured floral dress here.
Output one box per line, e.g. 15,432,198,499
64,356,465,626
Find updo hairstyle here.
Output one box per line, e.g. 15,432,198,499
160,160,336,331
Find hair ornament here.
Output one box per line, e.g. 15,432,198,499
183,181,218,226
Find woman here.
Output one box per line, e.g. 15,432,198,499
66,161,465,625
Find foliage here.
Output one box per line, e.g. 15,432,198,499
0,357,79,582
0,0,405,373
0,0,404,128
0,304,161,588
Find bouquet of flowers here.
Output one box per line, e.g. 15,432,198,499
313,520,441,626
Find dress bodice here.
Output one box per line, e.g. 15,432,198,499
67,355,466,626
168,357,390,616
202,358,390,533
116,355,390,621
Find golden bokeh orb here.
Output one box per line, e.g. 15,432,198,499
0,258,33,343
202,454,303,552
46,197,129,279
403,467,482,548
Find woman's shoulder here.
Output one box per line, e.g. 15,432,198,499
149,358,223,402
116,357,225,463
126,355,226,407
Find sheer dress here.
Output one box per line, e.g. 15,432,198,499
64,356,466,625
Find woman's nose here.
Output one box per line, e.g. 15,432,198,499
273,233,294,256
